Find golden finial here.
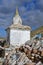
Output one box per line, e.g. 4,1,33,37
16,7,19,15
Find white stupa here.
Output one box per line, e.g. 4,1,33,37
6,8,31,46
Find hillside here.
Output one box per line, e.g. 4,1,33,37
31,26,43,37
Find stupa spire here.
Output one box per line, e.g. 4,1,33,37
16,7,19,15
13,7,22,25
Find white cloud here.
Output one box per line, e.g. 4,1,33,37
0,0,43,37
19,8,43,29
0,0,43,30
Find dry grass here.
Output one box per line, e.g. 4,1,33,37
31,26,43,37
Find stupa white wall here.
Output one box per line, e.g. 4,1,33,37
10,29,30,46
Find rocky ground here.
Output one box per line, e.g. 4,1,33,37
0,43,43,65
0,36,43,65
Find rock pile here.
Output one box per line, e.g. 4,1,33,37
2,36,43,65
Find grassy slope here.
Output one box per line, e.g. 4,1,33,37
31,26,43,37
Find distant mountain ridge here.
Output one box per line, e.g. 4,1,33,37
0,37,6,41
31,26,43,37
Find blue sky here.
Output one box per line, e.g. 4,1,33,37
0,0,43,37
